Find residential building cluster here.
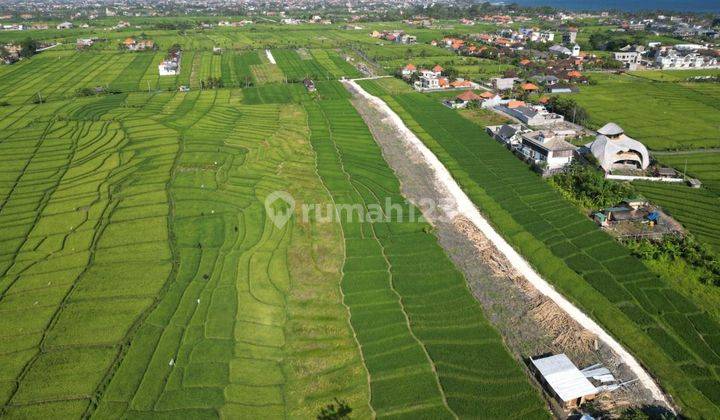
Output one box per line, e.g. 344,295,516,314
371,30,416,44
612,43,719,70
400,63,478,92
123,37,155,51
158,47,180,76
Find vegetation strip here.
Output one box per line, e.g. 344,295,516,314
304,97,549,419
346,78,668,405
357,78,720,418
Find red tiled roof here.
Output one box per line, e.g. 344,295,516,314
456,90,482,101
451,80,473,88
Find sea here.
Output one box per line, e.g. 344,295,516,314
500,0,720,13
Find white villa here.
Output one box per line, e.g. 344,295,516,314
520,131,577,170
587,123,650,172
499,105,565,126
159,60,179,76
549,44,580,57
655,50,719,69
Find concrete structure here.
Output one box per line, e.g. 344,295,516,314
443,90,482,109
491,77,517,91
486,124,527,147
549,44,572,56
563,29,578,45
614,51,642,69
571,44,581,57
587,123,650,172
655,49,719,69
531,354,597,410
159,60,179,76
499,105,565,126
520,131,577,170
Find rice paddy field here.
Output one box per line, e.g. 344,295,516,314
571,71,720,151
656,151,720,196
634,182,720,251
0,46,360,106
0,23,553,418
359,78,720,419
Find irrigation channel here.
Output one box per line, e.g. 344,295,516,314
342,78,673,414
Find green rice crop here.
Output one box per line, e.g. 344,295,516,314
359,78,720,418
304,98,549,419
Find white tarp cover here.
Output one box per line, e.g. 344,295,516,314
532,354,597,402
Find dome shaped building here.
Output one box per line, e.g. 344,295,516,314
588,123,650,172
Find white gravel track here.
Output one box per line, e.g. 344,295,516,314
265,49,276,64
344,78,671,408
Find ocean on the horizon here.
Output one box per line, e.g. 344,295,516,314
502,0,720,13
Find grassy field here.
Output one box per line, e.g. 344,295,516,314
657,151,720,195
572,72,720,150
305,98,548,419
5,19,720,418
633,182,720,254
0,88,379,418
0,24,552,415
359,78,720,419
0,42,362,105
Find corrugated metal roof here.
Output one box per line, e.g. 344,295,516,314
532,354,597,402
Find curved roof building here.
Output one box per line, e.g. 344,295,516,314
588,123,650,172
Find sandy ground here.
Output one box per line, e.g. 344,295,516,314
344,78,672,416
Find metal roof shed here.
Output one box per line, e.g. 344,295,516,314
531,354,597,409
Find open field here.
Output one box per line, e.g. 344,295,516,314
359,78,720,418
571,72,720,151
657,151,720,195
0,25,550,415
0,88,377,418
633,182,720,254
3,18,720,418
305,98,548,418
0,44,361,105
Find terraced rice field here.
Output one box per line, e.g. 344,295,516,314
657,152,720,196
0,44,358,105
305,98,548,419
633,182,720,254
0,87,376,418
0,42,551,416
571,72,720,150
359,79,720,419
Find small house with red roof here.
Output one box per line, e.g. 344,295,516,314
444,90,483,109
450,79,474,88
402,63,417,77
